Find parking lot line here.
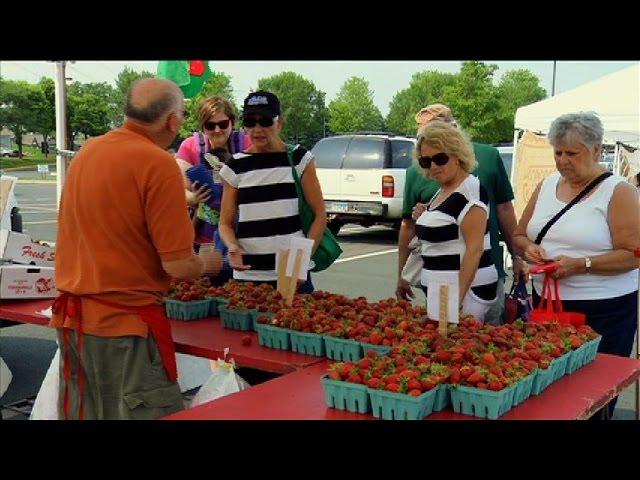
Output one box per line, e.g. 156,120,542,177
334,248,398,264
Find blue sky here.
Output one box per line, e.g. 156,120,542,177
1,60,637,117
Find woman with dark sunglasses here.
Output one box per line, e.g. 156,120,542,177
217,91,327,292
174,96,251,246
412,121,499,322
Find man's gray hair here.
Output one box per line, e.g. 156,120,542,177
548,112,604,150
124,79,182,124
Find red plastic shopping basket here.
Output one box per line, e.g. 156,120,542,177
530,267,586,327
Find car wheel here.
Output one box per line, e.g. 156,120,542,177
328,220,343,236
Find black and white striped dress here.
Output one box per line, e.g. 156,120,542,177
219,146,312,282
415,175,498,318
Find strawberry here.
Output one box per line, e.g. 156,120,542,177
409,389,422,397
386,383,401,393
328,371,341,381
367,378,382,389
241,335,252,346
408,379,422,391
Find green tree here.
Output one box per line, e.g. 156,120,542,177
30,77,56,147
257,71,326,148
0,78,42,157
113,66,155,126
327,77,383,134
386,71,456,135
494,69,547,142
180,71,237,137
440,61,502,143
67,82,116,146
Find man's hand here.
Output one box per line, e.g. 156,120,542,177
198,246,223,275
396,278,416,301
512,256,527,281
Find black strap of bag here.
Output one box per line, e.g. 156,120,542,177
534,172,612,245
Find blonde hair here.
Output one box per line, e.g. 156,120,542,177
413,120,476,179
197,96,236,129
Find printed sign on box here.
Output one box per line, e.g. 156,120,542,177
0,264,57,299
0,229,55,267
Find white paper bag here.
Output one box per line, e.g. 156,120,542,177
30,348,60,420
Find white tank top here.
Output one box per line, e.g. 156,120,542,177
526,172,638,300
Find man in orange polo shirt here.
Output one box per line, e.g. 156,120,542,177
50,78,221,420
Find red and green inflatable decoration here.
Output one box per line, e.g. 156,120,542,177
156,61,212,99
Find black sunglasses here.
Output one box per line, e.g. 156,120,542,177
204,119,231,131
242,116,277,128
418,152,450,169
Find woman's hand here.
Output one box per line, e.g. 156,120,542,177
551,255,584,279
412,203,427,221
523,243,549,265
227,245,252,271
186,181,211,206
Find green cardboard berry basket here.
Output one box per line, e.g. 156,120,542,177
581,337,602,365
164,298,212,321
250,310,274,331
368,386,438,420
255,323,291,350
450,384,516,420
512,373,536,406
565,346,589,375
531,365,555,395
212,296,229,312
550,353,570,382
219,306,254,331
289,330,326,356
321,375,371,414
323,335,363,362
360,343,391,357
433,384,450,412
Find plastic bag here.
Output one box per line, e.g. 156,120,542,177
30,348,60,420
189,350,250,408
401,236,422,287
505,275,532,323
0,355,13,398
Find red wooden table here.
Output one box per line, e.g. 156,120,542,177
0,299,324,374
165,355,640,420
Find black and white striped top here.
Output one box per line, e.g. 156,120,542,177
415,175,498,301
218,146,312,282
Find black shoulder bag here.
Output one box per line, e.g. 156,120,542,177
534,172,612,245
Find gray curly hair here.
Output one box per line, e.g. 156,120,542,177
548,112,604,150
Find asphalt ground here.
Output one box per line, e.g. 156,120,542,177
1,179,637,420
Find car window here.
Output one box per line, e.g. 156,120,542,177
342,137,386,169
391,140,415,169
311,137,351,169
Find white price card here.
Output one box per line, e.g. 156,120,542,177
275,237,314,280
426,272,460,324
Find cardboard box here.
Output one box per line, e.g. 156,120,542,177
0,264,57,299
0,229,55,267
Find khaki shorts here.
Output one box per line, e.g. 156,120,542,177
57,330,184,420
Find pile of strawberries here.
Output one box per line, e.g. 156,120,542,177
208,281,287,313
259,291,431,345
167,277,215,302
328,318,600,394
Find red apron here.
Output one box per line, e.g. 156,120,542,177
52,292,178,420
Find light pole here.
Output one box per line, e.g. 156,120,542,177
551,61,557,96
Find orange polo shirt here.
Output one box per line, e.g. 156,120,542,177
50,122,195,337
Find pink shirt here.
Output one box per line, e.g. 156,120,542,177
176,135,205,166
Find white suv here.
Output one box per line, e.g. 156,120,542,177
311,133,416,235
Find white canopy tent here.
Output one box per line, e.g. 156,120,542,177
513,63,640,420
514,63,639,146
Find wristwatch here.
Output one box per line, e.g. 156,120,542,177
584,257,592,274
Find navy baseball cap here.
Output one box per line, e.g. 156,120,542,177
243,90,281,118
